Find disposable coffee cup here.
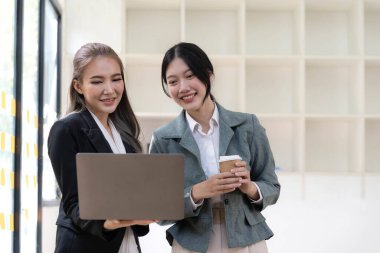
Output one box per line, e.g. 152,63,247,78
219,155,242,173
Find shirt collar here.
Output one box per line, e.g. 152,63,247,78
185,104,219,134
87,109,126,154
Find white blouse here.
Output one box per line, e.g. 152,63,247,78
185,105,263,208
89,110,138,253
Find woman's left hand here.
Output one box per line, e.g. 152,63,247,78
231,161,260,200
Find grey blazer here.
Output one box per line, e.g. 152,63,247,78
149,103,280,253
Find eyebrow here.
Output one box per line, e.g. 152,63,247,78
89,73,122,79
166,69,192,79
166,74,176,80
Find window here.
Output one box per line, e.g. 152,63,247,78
0,0,61,252
42,0,61,202
0,0,16,252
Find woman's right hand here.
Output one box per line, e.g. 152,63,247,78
191,172,242,203
103,219,157,230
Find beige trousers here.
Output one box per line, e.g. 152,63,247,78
171,221,268,253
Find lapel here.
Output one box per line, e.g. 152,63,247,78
218,119,234,156
79,110,113,153
161,103,247,161
163,111,201,162
179,126,201,162
217,103,247,156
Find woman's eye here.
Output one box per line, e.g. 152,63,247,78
113,78,122,82
186,74,194,79
91,80,102,84
168,80,177,86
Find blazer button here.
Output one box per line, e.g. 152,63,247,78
224,199,229,205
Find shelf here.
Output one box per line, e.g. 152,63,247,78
305,55,361,61
136,112,177,119
186,0,242,10
246,0,301,10
305,114,360,120
245,58,301,114
305,59,361,114
246,55,301,61
124,60,181,114
365,119,380,173
365,115,380,119
136,113,177,153
64,0,124,55
125,4,180,54
257,114,301,119
185,0,242,55
365,56,380,61
305,0,361,55
138,115,176,153
365,0,380,55
124,54,163,64
125,0,181,9
305,118,360,173
211,59,242,112
365,61,380,114
259,117,301,172
245,0,300,55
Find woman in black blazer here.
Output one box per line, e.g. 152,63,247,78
48,43,153,253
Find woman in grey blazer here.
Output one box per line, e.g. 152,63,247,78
149,42,280,253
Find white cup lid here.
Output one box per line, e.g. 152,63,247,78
219,155,242,162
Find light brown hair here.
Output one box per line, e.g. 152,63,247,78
68,42,141,151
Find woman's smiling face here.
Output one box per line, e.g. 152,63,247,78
73,56,124,122
165,57,208,114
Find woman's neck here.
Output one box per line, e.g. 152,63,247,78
187,97,215,133
88,109,112,135
101,119,112,136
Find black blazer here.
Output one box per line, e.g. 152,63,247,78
48,109,149,253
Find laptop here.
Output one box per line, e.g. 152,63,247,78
76,153,184,220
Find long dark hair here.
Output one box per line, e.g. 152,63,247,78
161,42,215,102
67,42,141,152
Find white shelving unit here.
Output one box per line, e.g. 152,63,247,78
305,0,362,56
365,119,380,173
63,0,380,200
305,58,362,115
212,57,243,111
245,0,302,55
365,0,380,55
305,118,361,173
365,60,380,114
259,117,302,172
124,0,181,54
185,0,243,55
246,57,302,114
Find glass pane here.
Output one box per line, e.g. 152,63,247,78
20,0,40,252
42,0,59,201
0,0,16,252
